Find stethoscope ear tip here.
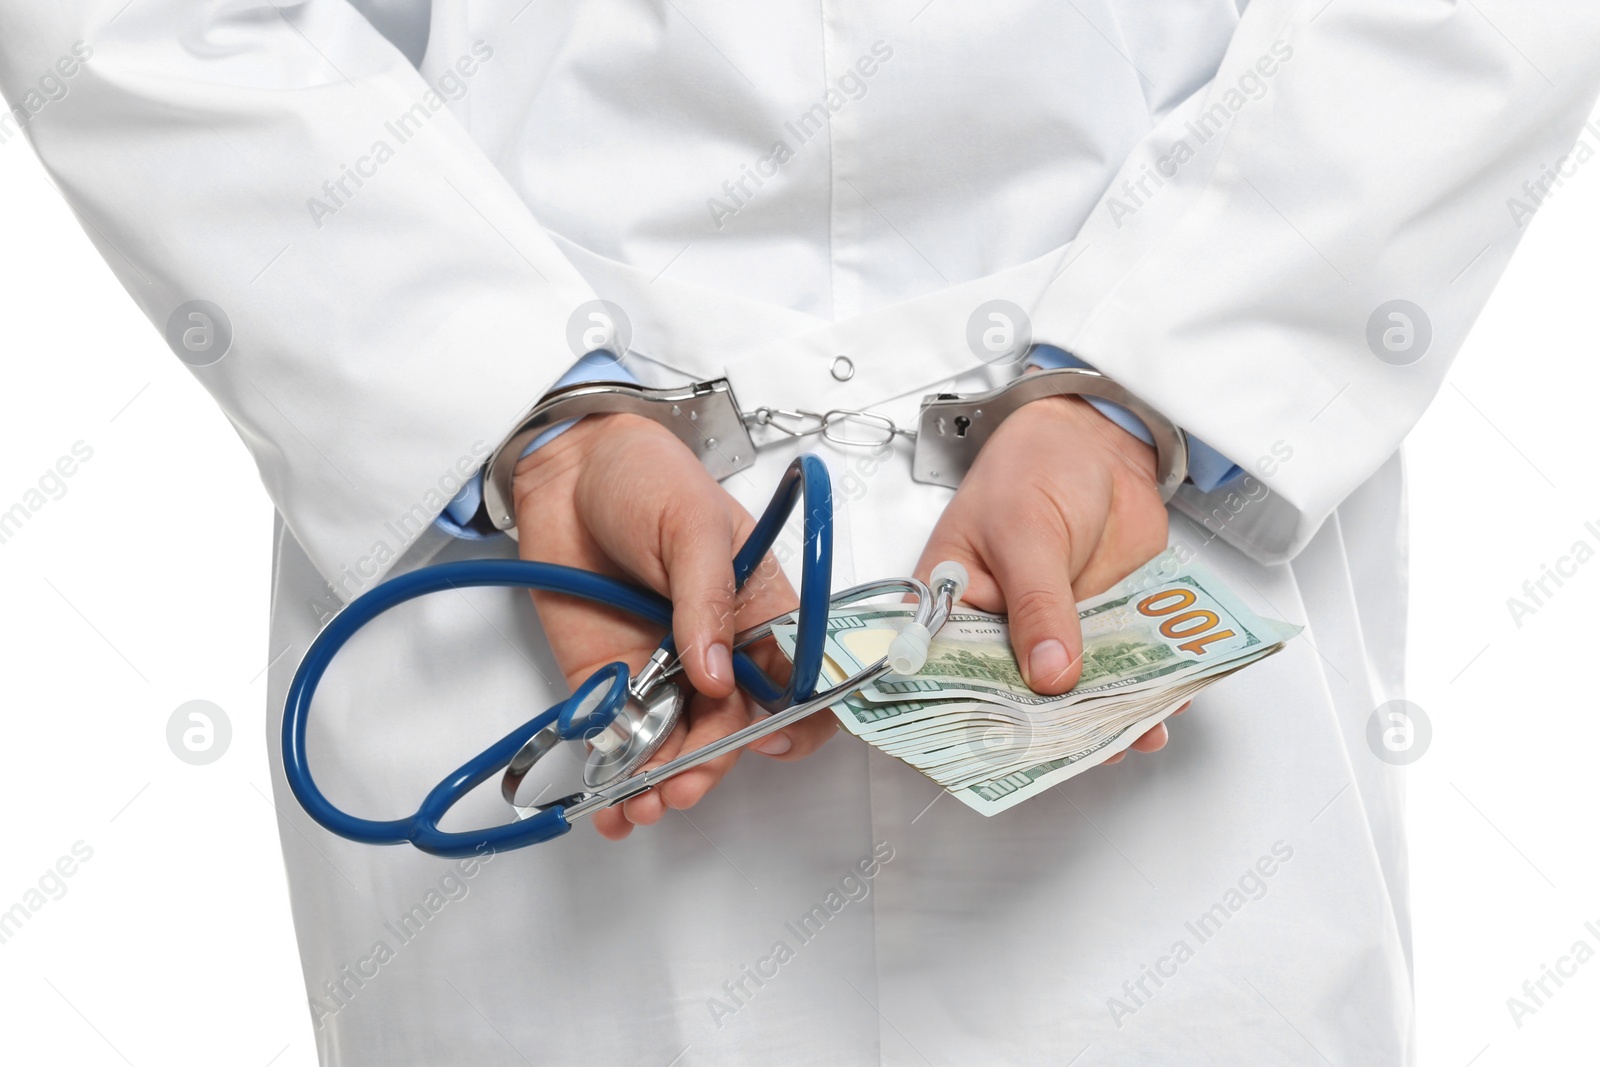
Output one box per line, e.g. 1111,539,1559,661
887,621,933,676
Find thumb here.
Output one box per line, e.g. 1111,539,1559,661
659,499,740,698
989,532,1084,696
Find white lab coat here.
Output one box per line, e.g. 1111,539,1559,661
4,1,1599,1063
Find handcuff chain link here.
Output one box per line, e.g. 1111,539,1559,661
743,406,917,449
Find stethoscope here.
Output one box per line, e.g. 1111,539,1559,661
281,453,968,857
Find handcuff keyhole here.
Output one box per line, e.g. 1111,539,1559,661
954,415,971,438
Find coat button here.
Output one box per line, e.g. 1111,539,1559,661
830,355,855,381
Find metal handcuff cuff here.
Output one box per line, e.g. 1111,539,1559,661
281,367,1188,856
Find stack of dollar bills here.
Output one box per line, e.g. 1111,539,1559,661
771,550,1299,815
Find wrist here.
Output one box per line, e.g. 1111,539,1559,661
1017,362,1159,471
511,411,629,504
1014,387,1159,483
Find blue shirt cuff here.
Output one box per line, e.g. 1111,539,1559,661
434,352,636,539
1024,345,1243,494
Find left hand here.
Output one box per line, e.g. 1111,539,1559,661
510,413,834,840
913,390,1186,764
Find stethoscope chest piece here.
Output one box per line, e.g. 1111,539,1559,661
582,682,684,790
499,670,685,808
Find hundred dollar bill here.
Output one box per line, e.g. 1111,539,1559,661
845,565,1291,709
776,554,1294,712
770,550,1298,815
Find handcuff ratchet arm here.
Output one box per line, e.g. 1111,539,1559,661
912,366,1190,502
482,378,757,537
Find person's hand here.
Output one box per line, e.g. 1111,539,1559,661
913,391,1186,764
510,413,838,839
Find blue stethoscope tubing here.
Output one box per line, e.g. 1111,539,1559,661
281,454,833,858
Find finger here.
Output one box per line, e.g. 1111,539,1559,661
915,536,999,612
1129,721,1168,753
986,516,1085,696
600,689,746,825
1104,751,1126,765
750,708,839,760
733,633,839,761
518,500,664,692
1071,488,1170,600
592,807,634,841
659,499,741,699
621,780,670,826
656,690,755,812
1173,700,1192,716
621,786,668,827
618,715,690,827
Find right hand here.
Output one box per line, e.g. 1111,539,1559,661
510,413,838,840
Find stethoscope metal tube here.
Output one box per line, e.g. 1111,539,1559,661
555,665,891,822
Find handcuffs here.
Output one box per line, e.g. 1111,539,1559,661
480,366,1191,535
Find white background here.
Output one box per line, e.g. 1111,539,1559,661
1,102,1597,1065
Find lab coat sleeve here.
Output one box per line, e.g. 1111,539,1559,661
1032,1,1600,565
0,2,598,598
